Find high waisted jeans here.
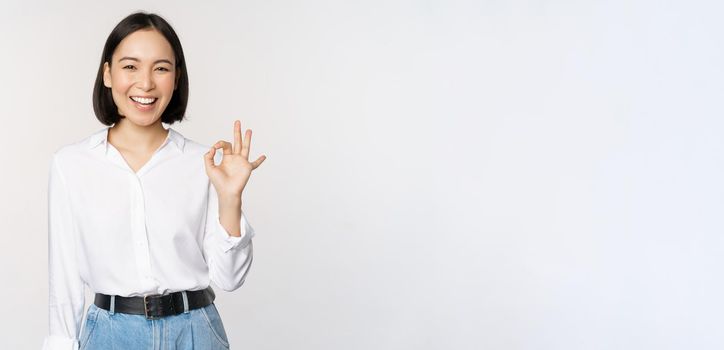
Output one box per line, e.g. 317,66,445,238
79,301,231,349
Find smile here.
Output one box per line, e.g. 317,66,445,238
129,96,158,112
130,96,158,105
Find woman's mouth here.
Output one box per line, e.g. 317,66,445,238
130,96,158,111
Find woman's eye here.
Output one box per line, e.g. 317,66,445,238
123,65,135,70
156,67,169,72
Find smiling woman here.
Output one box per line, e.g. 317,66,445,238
92,13,188,127
42,11,266,350
101,30,177,122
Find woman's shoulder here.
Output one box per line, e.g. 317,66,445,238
48,126,109,177
51,126,109,159
174,129,217,155
175,130,226,166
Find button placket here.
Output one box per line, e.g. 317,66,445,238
130,174,158,290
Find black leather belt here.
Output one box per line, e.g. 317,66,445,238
94,286,216,319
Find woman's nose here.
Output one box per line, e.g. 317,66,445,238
136,70,155,91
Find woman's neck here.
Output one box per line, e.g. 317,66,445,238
108,118,169,152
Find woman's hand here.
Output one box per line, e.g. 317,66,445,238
204,120,266,199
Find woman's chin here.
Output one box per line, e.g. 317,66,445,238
118,114,163,127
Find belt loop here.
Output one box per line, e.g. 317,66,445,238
181,291,189,313
109,295,116,315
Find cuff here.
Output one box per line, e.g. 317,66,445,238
214,213,255,252
42,335,79,350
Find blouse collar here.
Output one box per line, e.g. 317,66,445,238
87,126,185,153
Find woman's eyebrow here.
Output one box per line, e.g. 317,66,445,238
118,56,173,65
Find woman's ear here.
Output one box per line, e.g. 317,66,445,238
103,62,112,88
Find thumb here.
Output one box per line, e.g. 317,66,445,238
204,147,216,170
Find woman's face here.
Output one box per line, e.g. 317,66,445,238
103,28,177,127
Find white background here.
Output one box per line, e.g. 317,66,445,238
0,0,722,349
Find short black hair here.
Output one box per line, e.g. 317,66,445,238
92,12,189,126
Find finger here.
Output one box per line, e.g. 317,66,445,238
250,154,267,170
233,120,242,155
241,129,251,159
214,140,233,155
204,147,216,169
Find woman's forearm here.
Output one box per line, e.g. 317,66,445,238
218,194,242,237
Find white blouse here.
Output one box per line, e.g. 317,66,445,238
42,126,256,350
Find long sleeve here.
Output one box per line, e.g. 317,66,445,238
202,180,255,292
42,155,86,350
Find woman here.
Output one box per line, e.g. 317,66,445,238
42,11,266,350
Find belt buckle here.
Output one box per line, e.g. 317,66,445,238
144,294,161,320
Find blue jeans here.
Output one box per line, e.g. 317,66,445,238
79,301,231,349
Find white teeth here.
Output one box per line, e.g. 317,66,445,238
131,96,157,105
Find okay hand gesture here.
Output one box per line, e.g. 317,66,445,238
204,120,266,198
